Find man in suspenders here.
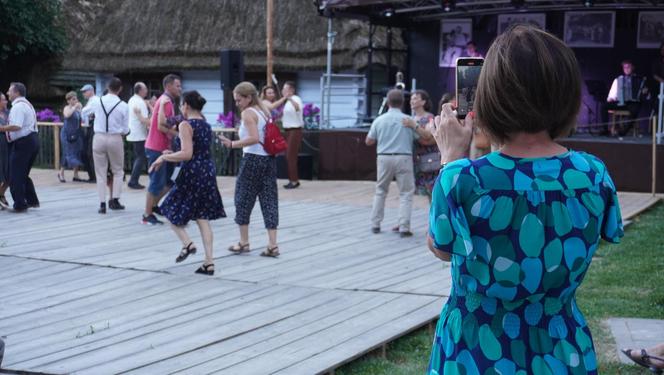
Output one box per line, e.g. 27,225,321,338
83,77,129,213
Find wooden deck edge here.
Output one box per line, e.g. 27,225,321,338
317,313,441,375
623,197,662,221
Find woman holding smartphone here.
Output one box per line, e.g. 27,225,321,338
426,25,623,374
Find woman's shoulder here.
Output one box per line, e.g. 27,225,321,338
567,150,609,176
438,158,478,195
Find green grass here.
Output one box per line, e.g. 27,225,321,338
336,202,664,375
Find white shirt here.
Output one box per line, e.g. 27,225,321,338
607,75,643,104
282,95,304,129
81,95,100,127
7,97,37,142
240,107,268,156
85,94,129,135
126,94,148,141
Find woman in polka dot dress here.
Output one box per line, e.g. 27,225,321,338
426,25,623,374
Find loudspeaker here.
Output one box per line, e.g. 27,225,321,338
220,49,244,90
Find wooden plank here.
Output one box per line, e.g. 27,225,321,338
121,291,390,374
216,293,439,375
271,298,443,375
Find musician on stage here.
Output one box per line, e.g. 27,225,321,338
606,60,649,136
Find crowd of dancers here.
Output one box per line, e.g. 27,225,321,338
0,75,303,275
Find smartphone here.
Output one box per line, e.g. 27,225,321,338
455,57,484,119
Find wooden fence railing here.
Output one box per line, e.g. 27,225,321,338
36,122,242,176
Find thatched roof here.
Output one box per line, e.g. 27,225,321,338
61,0,405,73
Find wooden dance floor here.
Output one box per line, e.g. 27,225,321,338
0,170,659,375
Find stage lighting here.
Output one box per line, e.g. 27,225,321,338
583,0,593,6
382,8,394,17
441,0,455,12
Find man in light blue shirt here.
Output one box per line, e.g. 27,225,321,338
365,89,418,237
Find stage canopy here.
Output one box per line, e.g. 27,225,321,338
316,0,661,25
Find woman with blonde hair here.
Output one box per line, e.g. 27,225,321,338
218,82,280,257
58,91,85,182
426,25,623,374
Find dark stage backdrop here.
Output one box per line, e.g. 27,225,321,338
408,10,661,131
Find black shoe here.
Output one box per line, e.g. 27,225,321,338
195,263,214,276
176,242,197,263
152,206,163,216
142,214,164,225
128,182,145,190
11,207,28,213
108,198,125,210
87,178,97,184
400,231,413,238
371,227,380,234
73,177,85,182
283,182,300,189
98,203,106,214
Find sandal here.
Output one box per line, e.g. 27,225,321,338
195,263,214,276
622,349,664,374
228,242,250,254
57,173,66,183
175,242,197,263
260,246,280,258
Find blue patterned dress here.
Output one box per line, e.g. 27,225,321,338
428,151,623,375
160,119,226,226
60,110,84,168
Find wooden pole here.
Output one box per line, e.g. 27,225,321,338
653,116,657,197
266,0,274,87
53,125,60,170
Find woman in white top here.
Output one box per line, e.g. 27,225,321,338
218,82,280,257
280,81,303,189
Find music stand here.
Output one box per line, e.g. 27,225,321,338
585,80,608,135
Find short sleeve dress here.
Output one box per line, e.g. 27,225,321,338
428,150,624,375
60,110,84,169
160,119,226,226
413,112,438,197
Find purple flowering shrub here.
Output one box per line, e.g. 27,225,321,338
217,112,235,128
303,103,320,129
36,108,61,122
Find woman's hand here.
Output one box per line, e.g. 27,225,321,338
148,155,164,173
162,150,173,155
427,103,473,163
401,117,416,129
217,134,232,148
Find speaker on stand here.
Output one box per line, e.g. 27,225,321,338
220,49,244,173
220,49,245,123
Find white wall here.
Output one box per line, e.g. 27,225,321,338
297,71,364,128
181,70,224,125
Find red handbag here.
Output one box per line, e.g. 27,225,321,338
261,117,288,155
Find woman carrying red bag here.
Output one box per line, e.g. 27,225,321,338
218,81,281,257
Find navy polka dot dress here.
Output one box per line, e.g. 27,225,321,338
160,119,226,226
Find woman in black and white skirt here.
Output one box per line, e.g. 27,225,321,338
218,82,280,257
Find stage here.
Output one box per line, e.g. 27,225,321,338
303,129,664,193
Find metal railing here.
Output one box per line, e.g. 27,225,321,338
35,122,242,176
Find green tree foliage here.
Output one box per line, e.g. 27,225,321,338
0,0,67,64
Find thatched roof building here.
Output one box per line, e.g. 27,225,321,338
60,0,405,74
